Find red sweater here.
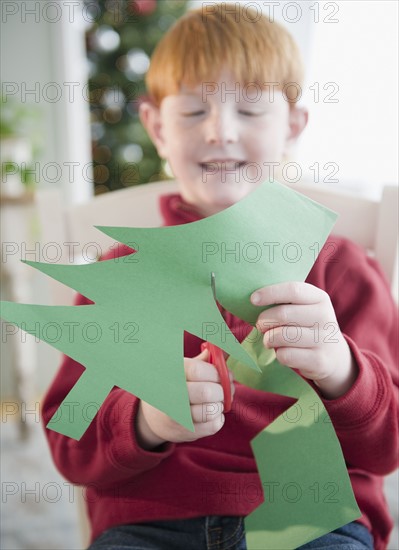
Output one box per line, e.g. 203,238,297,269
41,193,399,549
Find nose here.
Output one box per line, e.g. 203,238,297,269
204,109,238,145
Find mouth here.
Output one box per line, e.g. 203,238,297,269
199,160,247,171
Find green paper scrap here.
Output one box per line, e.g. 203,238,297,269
1,180,336,440
227,332,361,549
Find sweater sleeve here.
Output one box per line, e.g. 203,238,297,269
312,239,399,475
41,250,176,488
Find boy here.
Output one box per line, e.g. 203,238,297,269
42,4,398,549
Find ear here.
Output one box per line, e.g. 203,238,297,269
284,106,309,156
138,101,167,159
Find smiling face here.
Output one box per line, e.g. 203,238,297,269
140,68,308,216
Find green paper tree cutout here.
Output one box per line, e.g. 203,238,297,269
0,181,336,439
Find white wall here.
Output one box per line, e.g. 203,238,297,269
298,0,398,195
1,0,93,204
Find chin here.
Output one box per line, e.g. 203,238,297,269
214,187,254,203
203,193,244,213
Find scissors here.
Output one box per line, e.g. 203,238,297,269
200,341,232,412
200,272,232,412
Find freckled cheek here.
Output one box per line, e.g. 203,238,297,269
169,143,198,166
164,124,195,149
167,123,203,148
251,131,285,161
249,142,277,162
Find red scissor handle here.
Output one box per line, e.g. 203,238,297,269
200,342,232,412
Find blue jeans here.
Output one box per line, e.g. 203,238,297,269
88,517,373,550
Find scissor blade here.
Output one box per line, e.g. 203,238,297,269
211,272,216,301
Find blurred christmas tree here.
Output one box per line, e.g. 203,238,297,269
84,0,188,194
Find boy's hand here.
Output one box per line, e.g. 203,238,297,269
136,349,234,450
251,282,358,400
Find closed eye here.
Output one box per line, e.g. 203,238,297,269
180,111,205,117
238,110,265,116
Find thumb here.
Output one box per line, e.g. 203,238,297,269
195,347,210,361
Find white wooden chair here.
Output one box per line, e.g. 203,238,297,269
34,179,398,548
287,182,398,295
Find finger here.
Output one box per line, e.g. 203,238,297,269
187,381,224,404
185,359,221,383
251,282,327,307
192,414,225,439
263,326,322,349
191,402,224,423
256,304,325,332
195,348,209,361
183,347,209,365
274,347,327,379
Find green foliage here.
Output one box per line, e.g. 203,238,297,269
0,96,41,141
0,97,42,189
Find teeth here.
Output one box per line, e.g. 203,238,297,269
203,161,243,170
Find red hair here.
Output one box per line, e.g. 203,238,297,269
145,2,304,107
